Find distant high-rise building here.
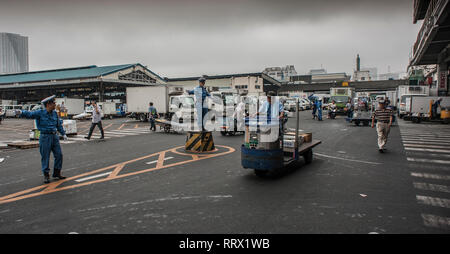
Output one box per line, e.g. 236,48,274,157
353,54,374,81
356,54,360,71
0,33,29,74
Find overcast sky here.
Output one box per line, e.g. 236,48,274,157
0,0,421,78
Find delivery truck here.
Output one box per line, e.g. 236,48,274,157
97,102,124,119
403,96,450,123
330,87,355,114
126,85,195,122
397,85,429,118
54,98,84,118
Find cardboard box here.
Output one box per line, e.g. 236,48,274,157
299,133,312,143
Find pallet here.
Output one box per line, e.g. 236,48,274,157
7,141,40,149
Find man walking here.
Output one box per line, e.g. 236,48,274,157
371,99,393,153
85,101,104,140
18,95,68,183
148,102,158,131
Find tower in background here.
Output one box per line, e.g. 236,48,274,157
0,33,29,74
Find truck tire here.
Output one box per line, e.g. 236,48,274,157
139,114,147,122
363,120,369,126
220,131,227,136
355,120,360,126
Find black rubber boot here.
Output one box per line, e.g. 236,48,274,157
44,172,50,184
52,169,66,180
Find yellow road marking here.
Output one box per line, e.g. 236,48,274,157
0,145,235,205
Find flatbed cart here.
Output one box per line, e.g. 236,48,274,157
241,98,321,177
219,116,245,136
154,118,190,133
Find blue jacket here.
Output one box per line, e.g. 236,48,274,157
187,86,210,108
20,109,66,135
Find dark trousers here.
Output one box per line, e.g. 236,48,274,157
87,121,104,138
39,133,63,174
149,117,156,131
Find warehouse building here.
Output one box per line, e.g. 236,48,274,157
278,79,408,95
0,63,166,103
166,72,281,95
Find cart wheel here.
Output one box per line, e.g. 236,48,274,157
363,120,369,126
355,120,360,126
254,169,268,177
164,125,171,133
304,149,313,164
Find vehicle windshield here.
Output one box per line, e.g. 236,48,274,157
331,96,348,103
224,95,235,105
182,97,194,105
401,96,410,103
286,99,297,104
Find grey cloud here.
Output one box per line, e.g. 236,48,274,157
0,0,418,77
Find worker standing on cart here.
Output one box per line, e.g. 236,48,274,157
148,102,158,131
187,77,211,131
17,95,68,183
371,99,393,153
258,91,285,134
233,97,246,132
432,98,443,119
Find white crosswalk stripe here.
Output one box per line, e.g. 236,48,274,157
421,214,450,230
0,128,153,146
413,182,450,193
399,120,450,231
407,157,450,165
411,172,450,180
416,196,450,208
66,128,151,143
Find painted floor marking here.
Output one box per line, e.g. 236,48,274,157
416,195,450,208
405,147,450,154
0,145,235,205
75,171,113,182
411,172,450,180
315,153,381,165
407,157,450,165
413,182,450,193
403,141,450,145
421,214,450,230
403,144,450,149
146,157,174,165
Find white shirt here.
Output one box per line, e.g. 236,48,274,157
91,105,102,123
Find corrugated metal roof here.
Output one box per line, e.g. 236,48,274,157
0,63,163,84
